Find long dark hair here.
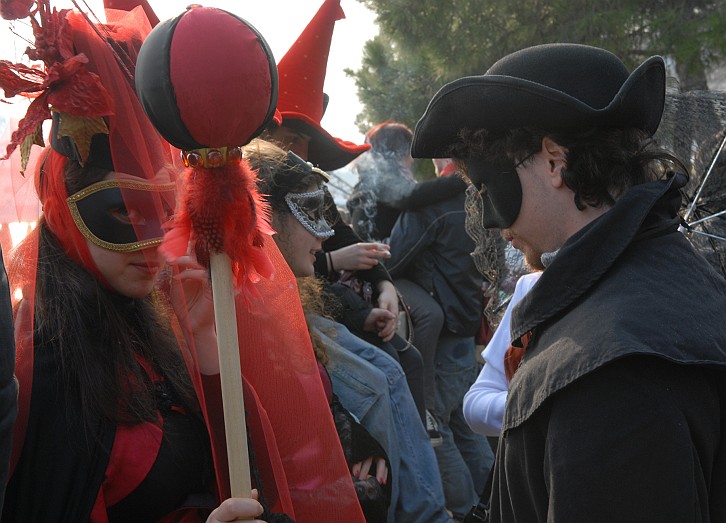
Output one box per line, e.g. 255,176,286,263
245,139,339,361
28,158,195,432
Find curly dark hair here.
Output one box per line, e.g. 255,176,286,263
245,139,327,215
450,126,688,210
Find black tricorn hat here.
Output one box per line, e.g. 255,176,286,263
411,43,666,158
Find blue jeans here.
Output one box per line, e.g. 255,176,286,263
309,315,453,523
433,333,495,519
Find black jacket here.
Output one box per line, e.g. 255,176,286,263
0,250,16,516
348,175,466,242
491,174,726,522
386,185,482,337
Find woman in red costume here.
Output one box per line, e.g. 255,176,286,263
0,2,361,522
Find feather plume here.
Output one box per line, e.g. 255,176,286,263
160,159,274,305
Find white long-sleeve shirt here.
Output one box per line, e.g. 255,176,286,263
463,271,542,436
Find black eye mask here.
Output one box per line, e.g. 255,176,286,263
465,158,523,229
67,180,176,251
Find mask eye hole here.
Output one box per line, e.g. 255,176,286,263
109,206,131,225
109,206,149,227
306,202,326,222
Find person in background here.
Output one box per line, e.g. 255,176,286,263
386,158,494,521
347,121,416,242
347,121,471,246
463,271,541,437
265,0,430,426
264,0,398,328
412,42,726,522
347,126,476,448
247,139,454,523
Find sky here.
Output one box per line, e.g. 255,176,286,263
0,0,379,144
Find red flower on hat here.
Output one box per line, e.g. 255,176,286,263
0,0,33,20
0,1,113,169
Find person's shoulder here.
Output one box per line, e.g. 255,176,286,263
396,175,466,209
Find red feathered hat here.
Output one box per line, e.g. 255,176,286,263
276,0,369,171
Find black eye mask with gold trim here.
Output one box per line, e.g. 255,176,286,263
67,180,176,252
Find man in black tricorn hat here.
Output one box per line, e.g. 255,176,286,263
412,43,726,522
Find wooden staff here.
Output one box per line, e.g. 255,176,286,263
133,4,278,498
210,252,250,496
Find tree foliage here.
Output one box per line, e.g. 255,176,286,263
350,0,726,133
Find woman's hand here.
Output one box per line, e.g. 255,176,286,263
329,242,391,271
168,255,219,374
169,256,213,334
352,456,389,486
376,280,399,318
363,307,397,342
206,490,266,522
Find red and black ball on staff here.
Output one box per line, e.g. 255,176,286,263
134,4,278,299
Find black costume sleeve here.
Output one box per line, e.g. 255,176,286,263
315,187,392,288
390,175,466,211
0,250,16,515
323,283,373,334
2,336,113,522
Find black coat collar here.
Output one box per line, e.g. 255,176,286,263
502,172,726,431
511,173,684,340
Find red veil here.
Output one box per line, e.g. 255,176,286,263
235,240,365,521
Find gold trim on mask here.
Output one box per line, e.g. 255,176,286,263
311,166,330,182
67,179,176,252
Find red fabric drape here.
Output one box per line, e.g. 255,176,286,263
234,239,365,522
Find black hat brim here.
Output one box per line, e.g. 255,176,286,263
411,56,665,158
281,115,370,171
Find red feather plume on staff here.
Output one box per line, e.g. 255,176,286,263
161,154,275,303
